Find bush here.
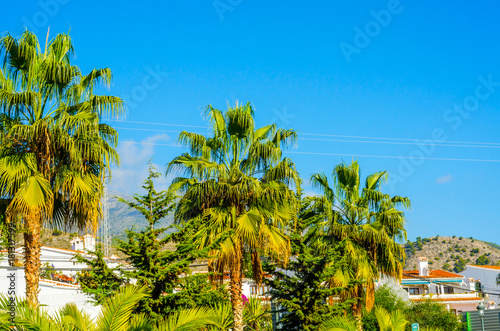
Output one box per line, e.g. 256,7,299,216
476,255,490,266
405,300,463,331
52,228,62,236
459,236,463,240
452,235,456,238
442,263,451,271
453,258,466,273
362,285,407,331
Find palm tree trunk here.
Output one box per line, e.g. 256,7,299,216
24,212,41,307
230,242,244,331
353,286,364,331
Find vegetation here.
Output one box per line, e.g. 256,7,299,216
475,254,490,265
116,164,229,317
0,28,485,331
264,197,352,331
404,300,462,331
167,103,299,331
309,161,410,330
0,29,122,305
75,244,125,304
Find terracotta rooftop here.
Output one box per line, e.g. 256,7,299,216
403,269,463,279
468,265,500,270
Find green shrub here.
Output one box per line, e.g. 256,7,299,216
52,228,62,236
476,255,490,266
362,285,408,331
405,300,463,331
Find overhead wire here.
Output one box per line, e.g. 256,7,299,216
106,119,500,146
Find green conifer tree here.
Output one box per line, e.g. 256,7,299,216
75,243,125,304
117,163,228,318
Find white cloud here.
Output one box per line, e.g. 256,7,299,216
436,174,453,184
109,134,171,194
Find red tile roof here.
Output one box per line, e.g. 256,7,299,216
403,269,463,279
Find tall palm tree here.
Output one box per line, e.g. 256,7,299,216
310,161,410,331
167,102,299,331
0,29,123,306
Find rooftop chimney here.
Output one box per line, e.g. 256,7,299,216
418,257,429,276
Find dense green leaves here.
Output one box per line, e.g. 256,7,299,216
75,244,125,305
168,102,299,331
0,29,123,305
116,164,228,318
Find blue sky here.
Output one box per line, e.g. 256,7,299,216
2,1,500,243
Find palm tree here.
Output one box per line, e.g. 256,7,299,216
0,29,123,306
310,161,410,331
167,102,299,331
0,286,217,331
243,297,272,330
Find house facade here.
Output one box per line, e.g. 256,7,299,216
399,257,484,313
0,234,121,318
460,265,500,305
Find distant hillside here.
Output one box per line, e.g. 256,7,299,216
404,236,500,273
107,191,175,239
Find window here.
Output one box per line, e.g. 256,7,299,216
408,288,420,295
444,286,454,294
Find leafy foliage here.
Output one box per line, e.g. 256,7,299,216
475,254,490,265
403,300,462,331
0,29,123,305
309,161,410,329
0,285,218,330
168,102,299,331
117,164,228,318
75,243,125,304
264,198,352,331
363,285,408,331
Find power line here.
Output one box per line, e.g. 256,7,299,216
118,141,500,163
114,127,500,149
284,151,500,163
106,119,500,146
107,119,208,129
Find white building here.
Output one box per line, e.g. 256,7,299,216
377,257,485,314
460,265,500,305
70,233,96,252
0,234,121,318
